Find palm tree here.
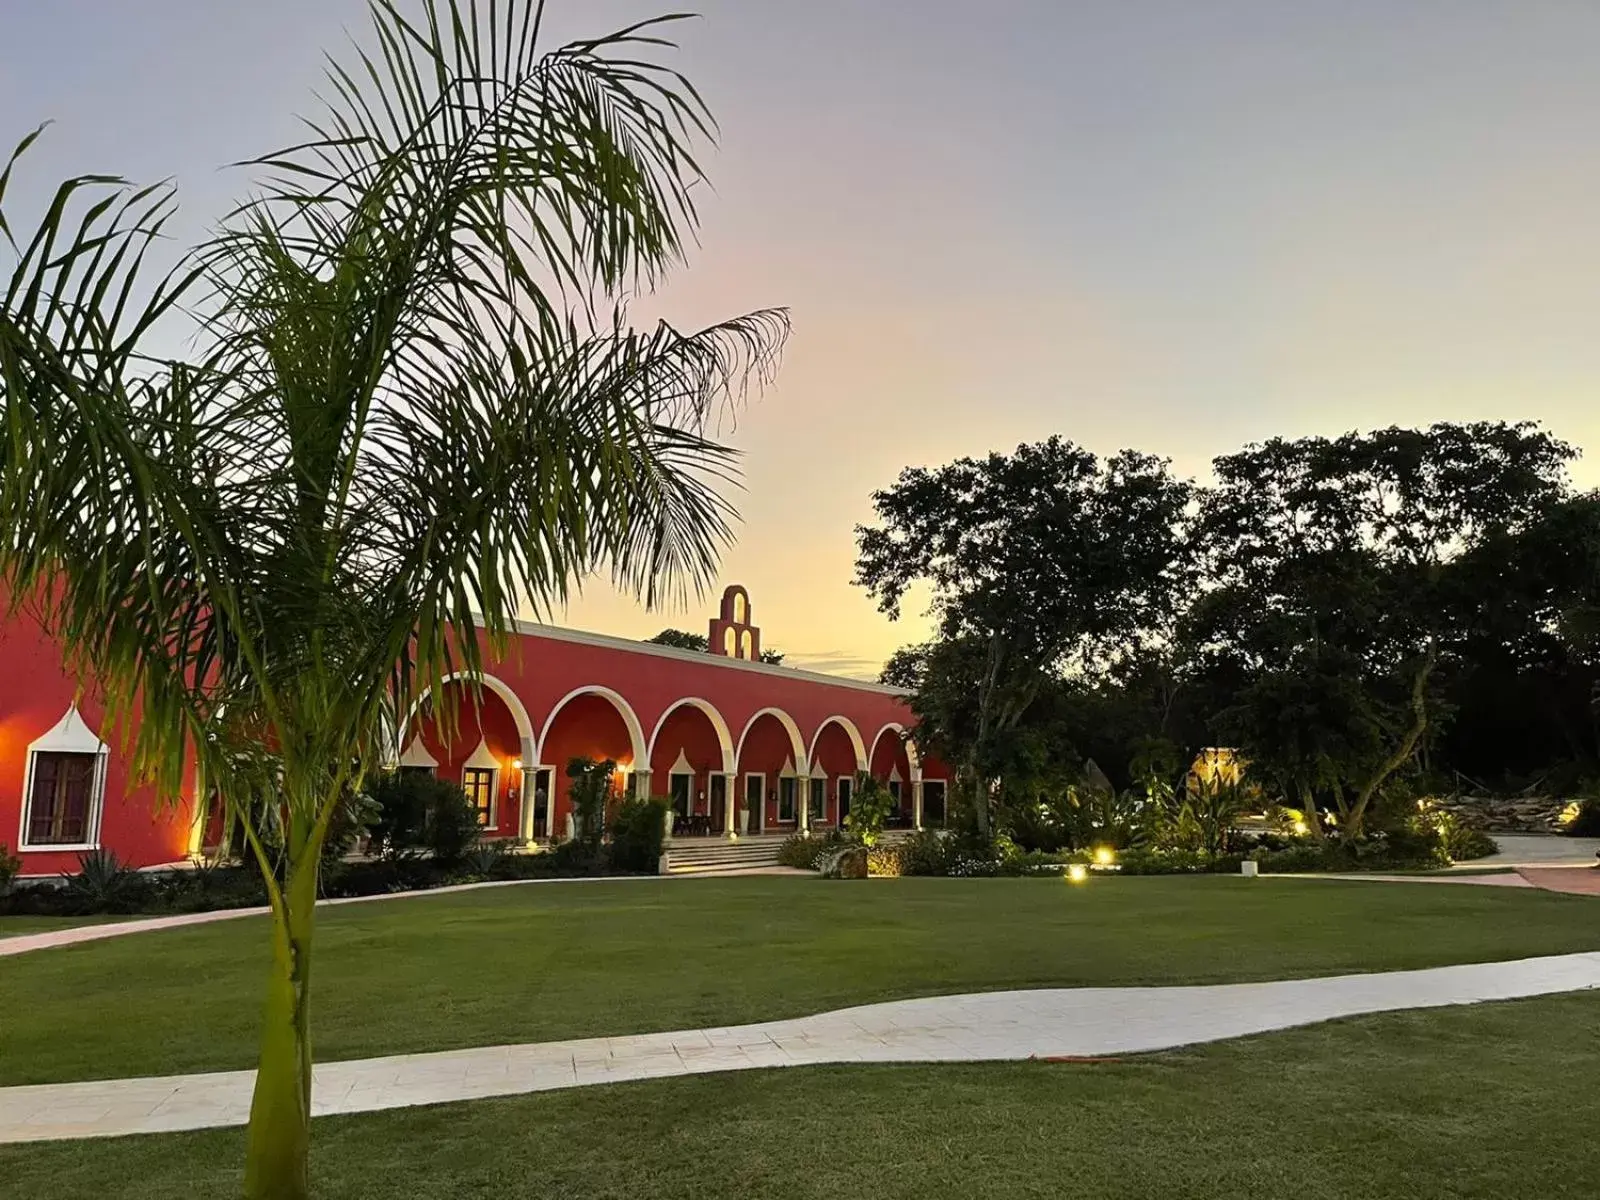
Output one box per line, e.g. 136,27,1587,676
0,3,786,1196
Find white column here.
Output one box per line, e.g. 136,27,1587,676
723,773,737,838
633,769,652,802
798,763,811,834
517,736,537,843
912,781,924,831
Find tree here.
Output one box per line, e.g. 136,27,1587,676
0,4,785,1196
647,625,784,663
857,438,1193,834
1190,423,1574,836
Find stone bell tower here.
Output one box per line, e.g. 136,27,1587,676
708,584,761,661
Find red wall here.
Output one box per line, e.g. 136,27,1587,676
0,607,950,871
0,609,196,876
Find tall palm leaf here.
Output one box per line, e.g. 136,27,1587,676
0,4,786,1196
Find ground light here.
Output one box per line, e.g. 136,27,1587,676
1066,863,1089,884
1093,846,1116,867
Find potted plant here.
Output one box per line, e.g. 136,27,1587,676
739,793,752,835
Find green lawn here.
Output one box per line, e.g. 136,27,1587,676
5,875,1600,1087
5,990,1598,1198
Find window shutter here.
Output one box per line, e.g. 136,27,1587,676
28,753,61,840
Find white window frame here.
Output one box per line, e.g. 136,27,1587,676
835,776,854,819
18,707,110,853
461,737,501,829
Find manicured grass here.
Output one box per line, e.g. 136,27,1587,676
6,991,1599,1199
4,875,1600,1088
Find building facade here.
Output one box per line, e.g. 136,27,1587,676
3,586,950,875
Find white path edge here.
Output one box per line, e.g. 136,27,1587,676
0,874,680,958
5,952,1600,1145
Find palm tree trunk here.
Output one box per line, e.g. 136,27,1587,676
243,855,319,1200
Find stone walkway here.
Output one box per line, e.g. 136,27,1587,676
5,952,1600,1145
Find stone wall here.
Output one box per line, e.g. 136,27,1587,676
1434,796,1575,834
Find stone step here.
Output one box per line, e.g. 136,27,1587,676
662,836,788,875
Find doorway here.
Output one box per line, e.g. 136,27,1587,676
744,773,765,834
710,774,727,833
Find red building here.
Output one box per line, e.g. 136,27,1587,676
2,586,950,875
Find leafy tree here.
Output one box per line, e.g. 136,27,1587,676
1190,422,1574,836
567,757,618,847
843,772,894,846
857,438,1193,833
648,625,784,663
0,4,785,1195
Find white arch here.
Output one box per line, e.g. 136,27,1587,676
807,715,868,773
871,722,923,782
402,671,538,756
648,697,736,775
537,684,649,770
735,706,807,771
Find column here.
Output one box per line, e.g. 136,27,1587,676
517,736,537,843
723,773,737,838
912,780,924,831
632,769,652,802
798,763,811,835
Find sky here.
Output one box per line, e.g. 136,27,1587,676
4,1,1599,677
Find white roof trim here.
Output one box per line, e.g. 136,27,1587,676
780,755,798,778
463,737,500,771
669,748,694,776
29,705,106,755
889,766,903,782
398,738,439,769
488,615,909,697
810,761,828,779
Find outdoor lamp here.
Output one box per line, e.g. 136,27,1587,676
1067,863,1089,884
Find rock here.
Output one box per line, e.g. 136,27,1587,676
819,847,867,879
1435,796,1572,834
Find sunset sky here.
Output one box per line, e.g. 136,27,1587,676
5,1,1599,677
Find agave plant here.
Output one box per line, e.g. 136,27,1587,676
0,3,785,1195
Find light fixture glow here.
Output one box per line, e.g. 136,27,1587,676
1092,846,1115,867
1067,863,1089,884
1292,819,1308,836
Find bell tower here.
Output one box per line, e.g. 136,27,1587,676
708,584,761,661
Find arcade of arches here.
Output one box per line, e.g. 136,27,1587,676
398,587,952,842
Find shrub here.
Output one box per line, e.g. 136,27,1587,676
1433,812,1498,862
866,843,903,877
1566,797,1600,838
461,839,515,880
898,829,951,876
777,830,850,871
424,785,482,866
567,757,616,847
0,844,18,897
610,798,669,873
367,770,479,863
844,774,894,846
62,850,148,913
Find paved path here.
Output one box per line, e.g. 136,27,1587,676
0,874,675,958
1466,834,1600,868
5,952,1600,1145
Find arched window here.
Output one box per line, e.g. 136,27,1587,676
733,592,747,623
723,627,736,656
740,630,752,659
21,706,109,849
